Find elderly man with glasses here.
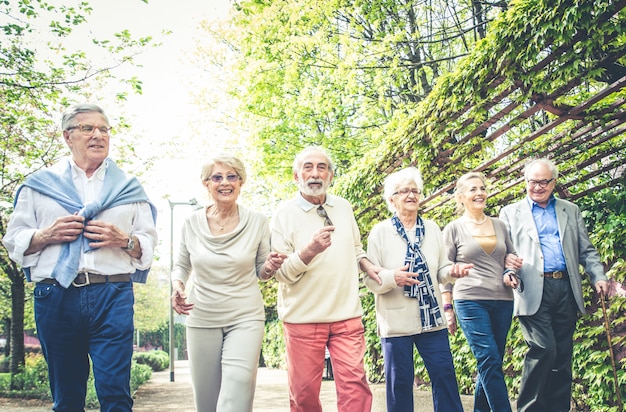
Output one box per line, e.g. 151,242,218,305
3,103,157,412
270,146,382,412
499,158,608,412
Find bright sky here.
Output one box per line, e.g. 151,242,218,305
65,0,235,266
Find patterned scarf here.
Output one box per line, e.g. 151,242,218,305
391,214,443,330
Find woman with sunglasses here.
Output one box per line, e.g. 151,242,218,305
443,171,522,412
170,154,286,412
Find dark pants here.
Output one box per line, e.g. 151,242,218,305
382,329,464,412
517,278,578,412
455,299,513,412
34,281,135,412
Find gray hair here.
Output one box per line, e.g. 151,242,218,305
453,171,487,215
383,167,424,212
292,146,336,174
524,158,558,180
61,103,109,130
201,154,247,185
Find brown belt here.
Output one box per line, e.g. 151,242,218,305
543,270,568,279
38,272,131,287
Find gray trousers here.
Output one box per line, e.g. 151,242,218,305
187,320,265,412
517,278,578,412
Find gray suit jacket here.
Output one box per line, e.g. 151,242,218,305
499,197,606,316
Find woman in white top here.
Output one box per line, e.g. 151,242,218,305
170,155,286,412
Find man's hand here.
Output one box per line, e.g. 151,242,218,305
505,253,523,270
83,219,128,249
595,279,610,296
298,226,335,264
360,257,382,285
26,214,85,255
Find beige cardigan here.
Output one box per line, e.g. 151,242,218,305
364,218,455,338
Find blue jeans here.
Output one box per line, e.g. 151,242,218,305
382,329,464,412
34,281,135,412
455,299,513,412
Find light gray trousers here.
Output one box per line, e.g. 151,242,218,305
187,320,265,412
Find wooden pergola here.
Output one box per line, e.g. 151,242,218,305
343,0,626,224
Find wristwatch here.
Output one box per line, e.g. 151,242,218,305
125,235,135,250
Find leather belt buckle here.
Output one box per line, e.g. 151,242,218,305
72,272,92,287
552,270,564,279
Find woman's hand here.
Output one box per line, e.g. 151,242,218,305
444,308,457,335
261,252,288,280
171,280,194,315
503,268,522,291
450,263,474,278
394,264,420,287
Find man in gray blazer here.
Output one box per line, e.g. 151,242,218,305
499,158,609,412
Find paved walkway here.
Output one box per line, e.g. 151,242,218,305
1,360,477,411
132,360,477,411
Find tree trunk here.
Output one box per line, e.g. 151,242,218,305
9,273,25,390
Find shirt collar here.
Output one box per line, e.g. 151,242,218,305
69,157,108,181
526,194,556,210
295,191,335,212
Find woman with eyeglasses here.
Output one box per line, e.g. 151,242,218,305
170,154,286,412
442,171,523,412
364,166,470,412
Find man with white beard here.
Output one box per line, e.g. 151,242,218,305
270,146,382,412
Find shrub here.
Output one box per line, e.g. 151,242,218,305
262,320,286,369
0,352,154,408
133,350,169,372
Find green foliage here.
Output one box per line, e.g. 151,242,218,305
262,319,286,369
133,350,169,372
201,0,506,208
0,0,156,382
0,352,153,408
133,268,170,333
129,362,152,394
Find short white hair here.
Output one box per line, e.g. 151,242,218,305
383,167,423,212
292,146,336,174
524,158,558,180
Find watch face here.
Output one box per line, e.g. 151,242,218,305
127,237,135,250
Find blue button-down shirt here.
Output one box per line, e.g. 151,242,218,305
527,196,567,272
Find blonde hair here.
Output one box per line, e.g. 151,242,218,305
200,155,247,184
453,172,487,215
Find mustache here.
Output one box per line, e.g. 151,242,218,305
306,178,324,185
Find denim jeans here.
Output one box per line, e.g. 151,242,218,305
34,281,135,412
455,299,513,412
382,329,464,412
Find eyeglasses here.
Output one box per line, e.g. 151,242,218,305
527,178,554,188
209,174,240,183
317,205,334,226
66,124,112,136
393,187,421,196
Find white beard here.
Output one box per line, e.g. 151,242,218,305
298,178,330,197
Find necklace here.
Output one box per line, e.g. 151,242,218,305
207,207,238,232
466,215,488,225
